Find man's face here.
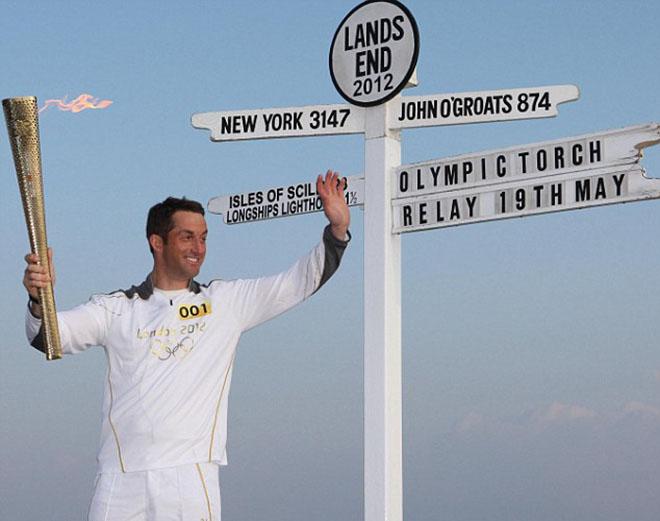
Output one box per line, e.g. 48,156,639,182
159,210,208,282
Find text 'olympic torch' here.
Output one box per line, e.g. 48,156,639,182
3,96,62,360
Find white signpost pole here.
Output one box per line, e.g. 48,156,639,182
363,101,403,521
330,2,420,518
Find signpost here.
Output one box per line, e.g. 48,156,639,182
392,124,660,232
393,165,655,233
329,0,419,107
191,1,659,520
192,103,365,141
208,176,365,224
392,85,579,129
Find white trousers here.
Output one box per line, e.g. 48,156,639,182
88,462,221,521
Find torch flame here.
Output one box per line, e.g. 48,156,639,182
39,93,113,114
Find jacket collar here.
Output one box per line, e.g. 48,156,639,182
127,274,201,299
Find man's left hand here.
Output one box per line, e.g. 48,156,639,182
317,170,350,240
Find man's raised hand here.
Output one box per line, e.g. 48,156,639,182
317,170,350,240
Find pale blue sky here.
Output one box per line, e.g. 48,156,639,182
1,1,659,520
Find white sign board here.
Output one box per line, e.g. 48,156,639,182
392,84,579,129
393,166,659,233
208,175,365,224
393,123,659,197
392,123,660,233
191,103,365,142
329,0,419,106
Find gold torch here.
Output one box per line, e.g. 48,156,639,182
3,96,62,360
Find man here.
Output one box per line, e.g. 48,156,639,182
23,170,351,521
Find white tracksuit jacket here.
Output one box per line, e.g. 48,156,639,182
26,226,349,473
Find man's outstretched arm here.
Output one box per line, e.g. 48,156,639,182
227,170,351,332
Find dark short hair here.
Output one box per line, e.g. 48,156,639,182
146,197,205,253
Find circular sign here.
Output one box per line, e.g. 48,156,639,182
329,0,419,107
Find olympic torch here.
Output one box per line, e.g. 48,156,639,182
3,96,62,360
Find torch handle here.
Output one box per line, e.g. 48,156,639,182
37,284,61,360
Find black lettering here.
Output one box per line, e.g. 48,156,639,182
399,171,409,193
483,96,495,114
450,200,461,220
589,140,602,163
572,143,583,166
355,50,367,77
497,155,507,177
533,185,544,207
292,111,303,130
221,114,256,134
365,48,378,75
440,99,451,118
339,109,350,126
473,96,484,115
419,203,427,224
575,179,590,202
416,101,426,120
466,196,477,217
366,19,379,47
262,113,273,131
242,114,257,133
462,161,473,183
452,97,463,117
402,205,412,226
554,146,565,170
262,113,275,131
502,94,513,113
379,18,392,43
612,174,625,196
537,149,547,171
435,200,444,222
463,97,474,116
445,164,458,186
551,183,563,206
515,188,526,210
344,27,354,51
430,166,441,186
416,169,425,190
221,116,233,134
594,177,607,199
391,15,404,40
397,102,405,121
380,46,392,73
405,102,415,120
518,151,529,174
355,24,365,48
427,100,438,119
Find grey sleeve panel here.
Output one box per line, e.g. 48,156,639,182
30,325,46,353
317,225,351,291
27,302,46,353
